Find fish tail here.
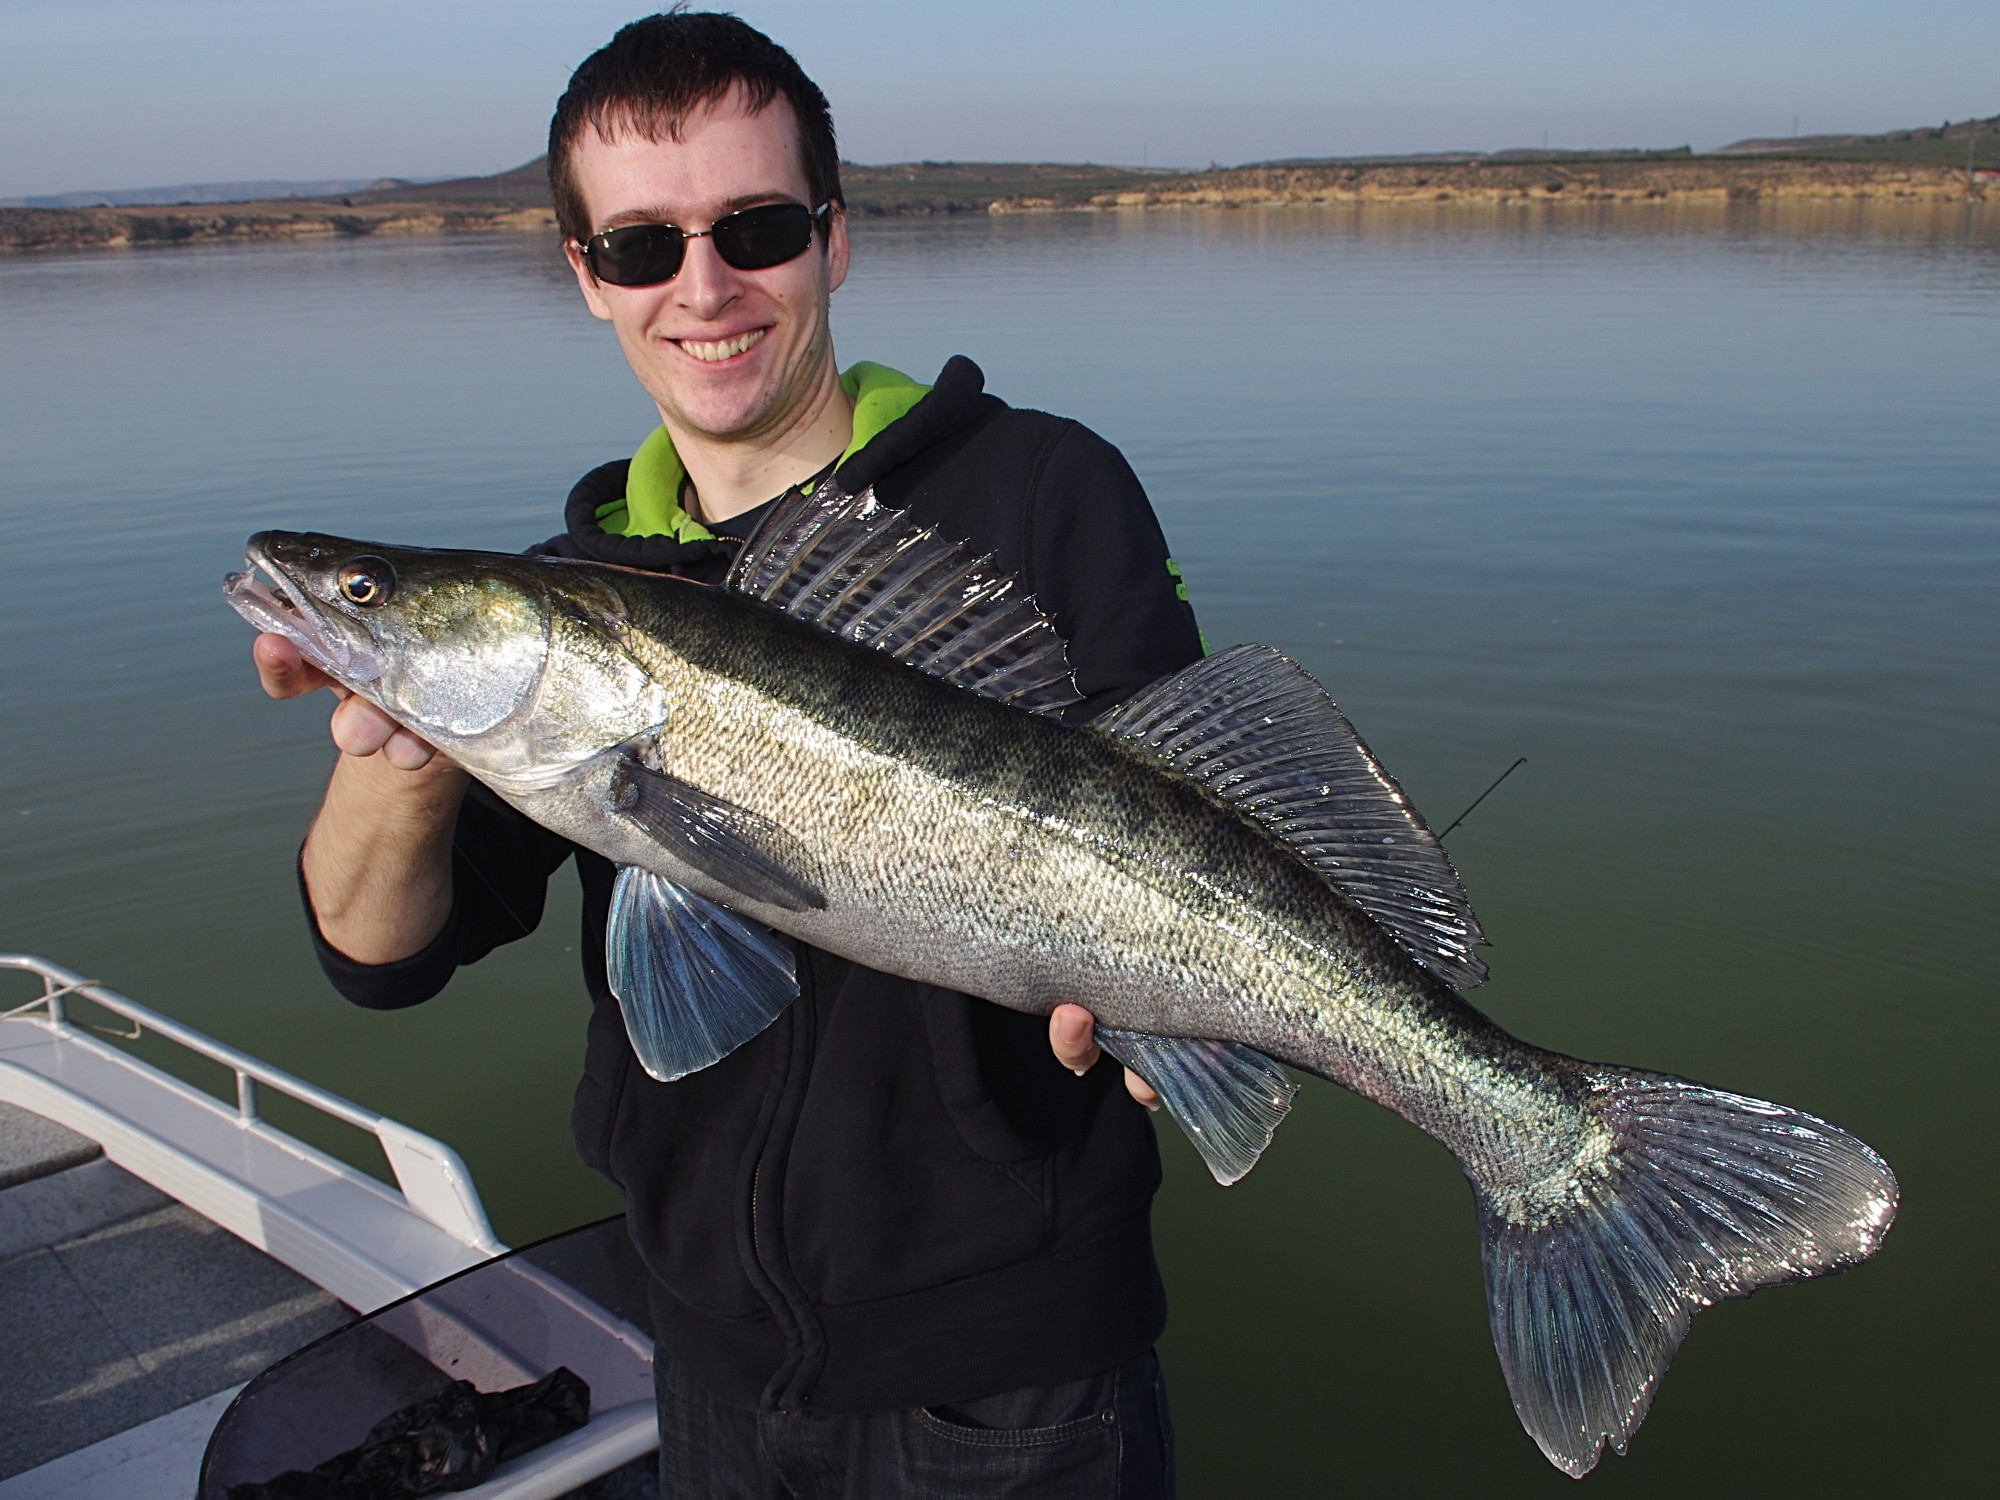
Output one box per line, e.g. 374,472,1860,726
1476,1070,1896,1478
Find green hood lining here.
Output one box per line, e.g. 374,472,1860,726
596,362,932,541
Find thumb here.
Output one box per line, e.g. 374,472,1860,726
1048,1003,1102,1075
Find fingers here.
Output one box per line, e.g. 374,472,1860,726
253,633,333,699
255,632,442,770
379,728,439,771
1123,1068,1161,1110
1049,1003,1100,1075
329,693,397,755
1049,1004,1161,1110
328,694,437,768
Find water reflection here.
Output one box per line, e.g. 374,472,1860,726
0,204,1993,1495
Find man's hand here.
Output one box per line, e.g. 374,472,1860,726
1049,1003,1161,1110
254,633,468,963
254,634,439,770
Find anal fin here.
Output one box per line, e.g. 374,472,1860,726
1095,1027,1300,1185
608,867,799,1082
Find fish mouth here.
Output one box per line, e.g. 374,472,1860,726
223,538,382,684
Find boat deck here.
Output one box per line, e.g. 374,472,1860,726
0,1099,352,1480
1,957,658,1498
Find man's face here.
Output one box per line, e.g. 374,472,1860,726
565,87,849,447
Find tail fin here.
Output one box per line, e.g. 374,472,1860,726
1477,1072,1896,1478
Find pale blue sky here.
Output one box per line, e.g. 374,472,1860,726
2,0,1994,198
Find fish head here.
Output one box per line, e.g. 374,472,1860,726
226,531,664,777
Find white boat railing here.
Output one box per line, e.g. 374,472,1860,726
0,952,503,1310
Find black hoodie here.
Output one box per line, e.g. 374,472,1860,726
311,357,1206,1412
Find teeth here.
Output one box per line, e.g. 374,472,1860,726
678,329,765,362
254,565,301,614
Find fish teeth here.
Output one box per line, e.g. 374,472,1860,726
679,329,765,362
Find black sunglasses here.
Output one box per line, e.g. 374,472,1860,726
577,201,832,288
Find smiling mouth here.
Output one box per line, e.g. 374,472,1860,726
675,328,766,363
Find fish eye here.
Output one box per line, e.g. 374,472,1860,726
337,556,396,607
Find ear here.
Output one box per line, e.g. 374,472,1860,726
824,203,850,296
565,238,616,323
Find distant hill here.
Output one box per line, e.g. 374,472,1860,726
336,156,1166,215
342,161,553,205
0,177,452,209
1717,112,1998,164
6,150,1988,253
12,115,1992,213
1247,147,1695,169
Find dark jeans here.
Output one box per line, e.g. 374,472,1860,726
655,1349,1175,1499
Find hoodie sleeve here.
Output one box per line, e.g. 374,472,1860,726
306,783,575,1009
1022,421,1205,722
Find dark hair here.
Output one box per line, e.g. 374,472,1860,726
548,9,842,243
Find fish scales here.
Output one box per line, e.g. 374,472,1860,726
601,585,1599,1188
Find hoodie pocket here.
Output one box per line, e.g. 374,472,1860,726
780,978,1062,1305
921,986,1094,1171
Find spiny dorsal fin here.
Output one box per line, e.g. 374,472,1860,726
728,482,1083,717
1095,644,1489,988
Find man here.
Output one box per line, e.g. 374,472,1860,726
255,12,1201,1496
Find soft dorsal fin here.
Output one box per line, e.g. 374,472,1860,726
728,483,1083,717
1096,644,1489,988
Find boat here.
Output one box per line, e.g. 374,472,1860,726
0,953,660,1499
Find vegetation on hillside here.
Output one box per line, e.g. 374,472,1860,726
1716,112,1999,166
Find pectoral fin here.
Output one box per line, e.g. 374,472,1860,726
609,755,827,913
608,867,799,1082
1094,1027,1300,1186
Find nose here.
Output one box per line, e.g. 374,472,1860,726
672,232,745,320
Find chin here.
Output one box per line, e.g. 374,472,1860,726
675,397,780,442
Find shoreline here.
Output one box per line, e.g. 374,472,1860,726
2,159,1988,253
0,200,556,251
988,158,1991,212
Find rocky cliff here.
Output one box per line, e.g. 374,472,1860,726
990,158,1989,212
4,157,1986,252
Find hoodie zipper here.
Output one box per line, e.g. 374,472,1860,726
744,956,823,1411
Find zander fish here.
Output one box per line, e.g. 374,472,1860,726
225,487,1896,1477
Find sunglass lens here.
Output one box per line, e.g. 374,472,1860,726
713,203,815,271
591,224,686,287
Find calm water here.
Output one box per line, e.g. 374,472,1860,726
2,202,1995,1495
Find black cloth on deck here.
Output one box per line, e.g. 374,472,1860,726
307,356,1205,1414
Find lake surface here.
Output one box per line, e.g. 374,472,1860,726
2,200,1994,1495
